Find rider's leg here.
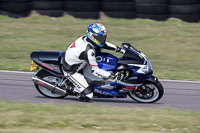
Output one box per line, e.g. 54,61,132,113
63,71,93,101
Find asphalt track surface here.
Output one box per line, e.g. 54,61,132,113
0,71,199,110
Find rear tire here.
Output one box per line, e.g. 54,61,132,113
34,69,67,98
128,81,164,103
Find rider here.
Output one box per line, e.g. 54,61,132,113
62,23,125,101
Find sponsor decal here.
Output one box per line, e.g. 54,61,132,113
94,89,114,96
96,56,103,62
42,64,54,70
124,86,135,90
70,42,76,48
139,54,143,58
69,79,81,89
93,39,100,44
38,81,44,85
90,64,98,67
89,32,94,38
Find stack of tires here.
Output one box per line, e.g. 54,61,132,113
101,0,135,18
64,0,100,19
33,0,64,17
0,0,33,18
169,0,200,22
135,0,168,21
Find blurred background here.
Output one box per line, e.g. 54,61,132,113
0,0,200,22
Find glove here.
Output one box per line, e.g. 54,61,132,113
115,46,125,54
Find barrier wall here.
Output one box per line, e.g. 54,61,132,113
0,0,199,22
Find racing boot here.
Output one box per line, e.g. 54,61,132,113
79,87,93,102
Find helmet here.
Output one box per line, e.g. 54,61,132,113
86,23,107,47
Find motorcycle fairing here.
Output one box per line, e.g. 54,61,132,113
96,52,118,71
93,85,127,98
31,51,64,77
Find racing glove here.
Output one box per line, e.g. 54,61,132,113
115,46,125,54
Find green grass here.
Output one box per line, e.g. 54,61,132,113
0,101,199,133
0,13,200,80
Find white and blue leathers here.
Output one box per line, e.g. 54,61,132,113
63,35,122,99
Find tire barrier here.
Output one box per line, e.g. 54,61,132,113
169,0,200,22
0,0,33,18
169,0,199,4
135,0,168,21
0,0,199,22
135,0,168,3
136,14,169,21
104,11,135,19
33,0,64,17
66,11,100,19
35,10,64,17
64,0,100,19
102,0,135,18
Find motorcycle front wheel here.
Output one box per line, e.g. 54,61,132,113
128,81,164,103
34,69,67,98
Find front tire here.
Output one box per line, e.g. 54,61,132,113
128,81,164,103
34,69,67,99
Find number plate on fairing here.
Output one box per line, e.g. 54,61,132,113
30,60,38,71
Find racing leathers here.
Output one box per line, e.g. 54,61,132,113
62,36,124,100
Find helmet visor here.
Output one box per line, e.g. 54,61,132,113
94,34,107,47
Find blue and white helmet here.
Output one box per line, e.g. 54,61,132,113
86,23,107,47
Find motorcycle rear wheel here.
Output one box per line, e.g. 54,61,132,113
128,81,164,103
34,69,67,98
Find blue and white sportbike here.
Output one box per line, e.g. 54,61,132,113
30,43,164,103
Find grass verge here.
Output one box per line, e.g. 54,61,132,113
0,13,200,80
0,101,199,133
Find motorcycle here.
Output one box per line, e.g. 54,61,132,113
30,43,164,103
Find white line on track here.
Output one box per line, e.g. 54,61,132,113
0,70,200,84
160,79,200,84
0,70,35,74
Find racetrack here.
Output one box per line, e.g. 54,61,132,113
0,71,199,110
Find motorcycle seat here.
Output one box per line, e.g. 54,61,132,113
32,51,65,65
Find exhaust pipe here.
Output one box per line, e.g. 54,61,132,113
32,76,66,96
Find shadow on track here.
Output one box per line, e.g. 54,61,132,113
35,96,164,105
